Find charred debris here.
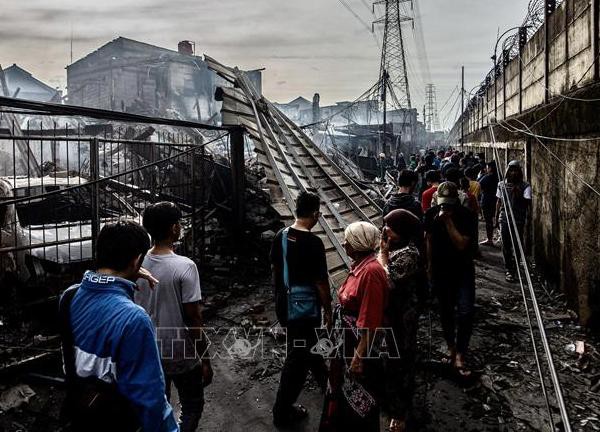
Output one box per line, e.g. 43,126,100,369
0,39,402,385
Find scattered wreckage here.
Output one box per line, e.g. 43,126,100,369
0,173,139,282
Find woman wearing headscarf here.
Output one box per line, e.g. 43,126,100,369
320,222,389,432
379,210,423,432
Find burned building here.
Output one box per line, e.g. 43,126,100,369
66,37,262,122
273,96,313,124
1,64,61,102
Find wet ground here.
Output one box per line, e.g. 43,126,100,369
2,225,600,431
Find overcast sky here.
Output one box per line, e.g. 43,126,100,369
0,0,530,128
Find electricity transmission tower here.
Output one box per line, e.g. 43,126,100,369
425,83,440,132
373,0,413,110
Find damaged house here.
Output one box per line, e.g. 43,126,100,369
0,64,61,102
66,37,263,122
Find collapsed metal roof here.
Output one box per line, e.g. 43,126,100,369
205,55,382,288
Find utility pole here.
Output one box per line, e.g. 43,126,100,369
381,69,388,155
461,66,465,148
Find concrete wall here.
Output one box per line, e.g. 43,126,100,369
454,0,598,137
461,131,600,325
454,0,600,325
530,138,600,324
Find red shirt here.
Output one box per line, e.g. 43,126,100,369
422,185,438,212
338,255,389,331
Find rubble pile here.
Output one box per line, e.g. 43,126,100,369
200,167,283,301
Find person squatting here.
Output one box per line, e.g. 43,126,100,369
58,150,527,431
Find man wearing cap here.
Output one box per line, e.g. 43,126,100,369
495,160,531,282
424,182,478,376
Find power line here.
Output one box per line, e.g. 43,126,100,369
488,130,555,432
299,80,382,129
497,118,600,197
438,86,459,114
411,0,432,84
337,0,374,33
497,120,600,142
337,0,381,49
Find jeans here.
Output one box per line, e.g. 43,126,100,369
500,222,525,274
273,319,328,422
434,267,476,354
165,365,205,432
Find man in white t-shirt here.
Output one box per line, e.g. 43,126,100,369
136,202,212,432
495,161,532,282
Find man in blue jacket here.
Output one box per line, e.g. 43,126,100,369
60,220,178,432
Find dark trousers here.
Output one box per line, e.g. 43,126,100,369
273,319,328,421
482,203,495,241
165,365,205,432
434,268,475,354
500,222,525,274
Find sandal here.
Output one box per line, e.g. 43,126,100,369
505,272,515,283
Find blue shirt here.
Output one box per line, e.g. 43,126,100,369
66,271,178,432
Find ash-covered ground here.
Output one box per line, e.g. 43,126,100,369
1,225,600,431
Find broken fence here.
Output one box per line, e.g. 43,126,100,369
0,117,228,285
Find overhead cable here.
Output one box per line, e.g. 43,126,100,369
300,80,382,129
489,132,554,432
488,122,572,431
497,118,600,198
337,0,375,34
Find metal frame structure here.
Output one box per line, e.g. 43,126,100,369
0,112,229,292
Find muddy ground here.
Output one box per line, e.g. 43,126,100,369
2,224,600,431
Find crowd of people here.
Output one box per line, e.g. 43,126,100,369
57,148,532,432
273,149,532,431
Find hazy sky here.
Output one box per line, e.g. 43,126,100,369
0,0,530,128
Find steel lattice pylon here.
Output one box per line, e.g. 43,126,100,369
373,0,413,110
425,83,440,132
